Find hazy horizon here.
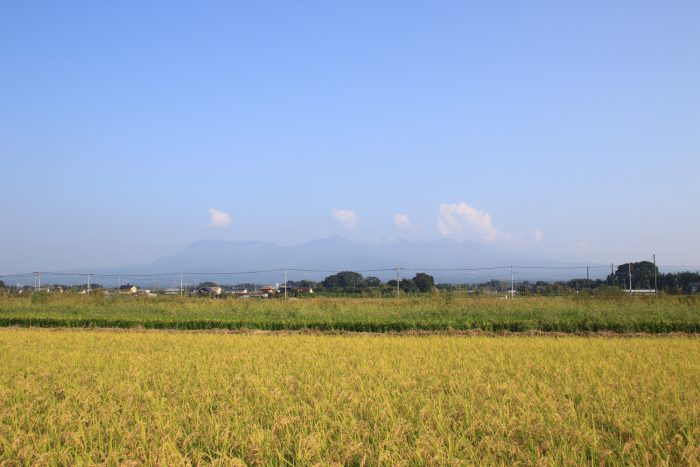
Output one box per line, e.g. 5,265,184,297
2,2,699,272
0,235,693,280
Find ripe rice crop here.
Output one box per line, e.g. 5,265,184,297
1,294,699,333
0,329,697,464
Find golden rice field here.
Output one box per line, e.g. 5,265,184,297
0,329,698,465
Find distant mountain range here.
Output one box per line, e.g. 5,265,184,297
68,235,605,285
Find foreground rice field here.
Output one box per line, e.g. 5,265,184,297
0,329,697,464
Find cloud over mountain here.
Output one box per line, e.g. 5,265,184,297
331,209,358,229
437,202,507,242
208,208,232,228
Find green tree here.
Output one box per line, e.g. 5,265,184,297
399,278,418,293
321,271,364,289
288,280,319,289
364,276,381,287
412,273,435,293
608,261,658,289
654,271,700,294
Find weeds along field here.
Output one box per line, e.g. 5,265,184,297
0,329,697,464
0,294,699,333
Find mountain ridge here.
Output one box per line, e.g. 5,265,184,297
62,236,603,284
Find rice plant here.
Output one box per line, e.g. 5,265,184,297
0,329,697,464
0,294,698,333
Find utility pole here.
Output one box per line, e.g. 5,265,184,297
34,271,38,290
510,265,514,299
628,263,632,292
87,274,91,294
180,273,183,296
284,270,288,300
396,265,400,299
611,263,614,286
586,266,590,291
653,254,657,296
118,275,121,290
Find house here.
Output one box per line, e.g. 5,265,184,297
197,286,222,297
138,290,158,297
624,289,656,295
33,287,63,293
232,288,248,296
258,286,276,295
119,284,139,294
286,285,314,295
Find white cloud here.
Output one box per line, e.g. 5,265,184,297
437,202,507,242
533,227,544,242
208,208,232,228
393,213,412,230
331,208,358,229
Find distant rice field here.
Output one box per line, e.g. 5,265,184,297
1,294,699,333
0,329,697,464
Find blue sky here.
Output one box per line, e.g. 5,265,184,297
1,1,699,272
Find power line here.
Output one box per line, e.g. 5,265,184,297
4,263,699,284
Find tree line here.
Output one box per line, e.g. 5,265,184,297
313,263,700,295
607,261,700,294
318,271,435,294
2,262,698,296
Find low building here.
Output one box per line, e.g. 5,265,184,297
33,287,63,293
624,289,656,295
197,286,222,297
119,284,139,294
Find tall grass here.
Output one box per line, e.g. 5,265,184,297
1,294,699,332
0,329,697,464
